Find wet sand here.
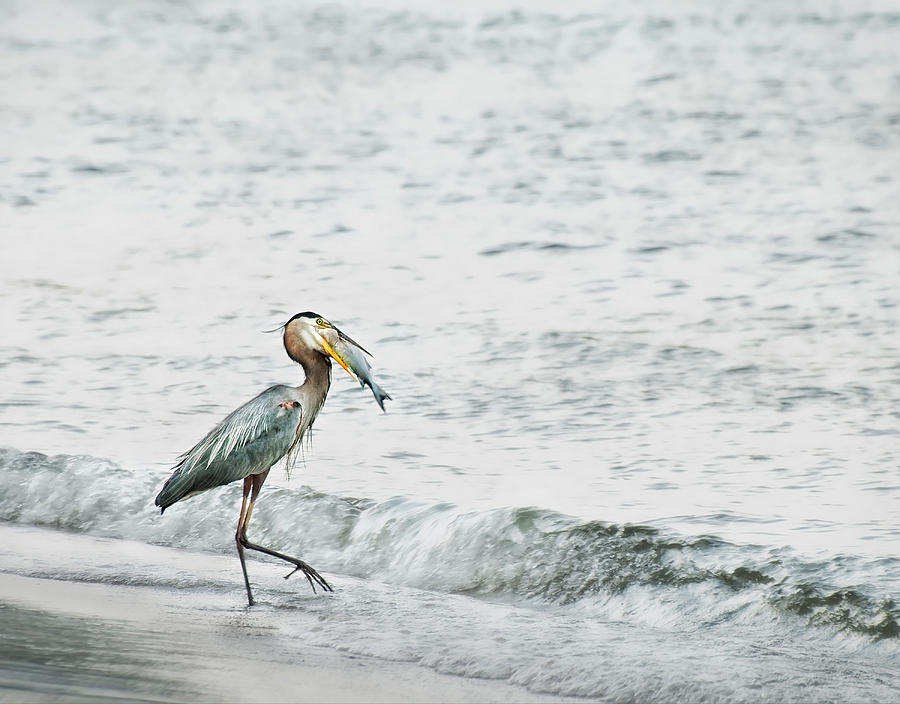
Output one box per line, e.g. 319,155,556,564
0,525,575,703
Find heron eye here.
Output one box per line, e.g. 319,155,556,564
316,317,328,328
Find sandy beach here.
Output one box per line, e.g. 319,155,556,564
0,525,577,703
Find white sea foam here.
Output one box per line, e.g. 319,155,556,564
2,448,897,647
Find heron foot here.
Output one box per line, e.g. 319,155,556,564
238,532,333,594
283,561,333,594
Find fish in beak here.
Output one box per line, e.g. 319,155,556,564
328,327,391,412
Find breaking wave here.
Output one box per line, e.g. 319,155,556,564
1,447,897,641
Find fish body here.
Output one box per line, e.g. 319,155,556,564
332,335,392,411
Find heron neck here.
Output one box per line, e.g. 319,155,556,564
298,352,332,403
284,334,333,410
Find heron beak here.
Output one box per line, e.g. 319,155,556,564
320,336,358,382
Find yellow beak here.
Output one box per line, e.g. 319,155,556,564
320,336,358,382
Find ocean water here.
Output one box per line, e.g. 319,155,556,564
2,0,899,700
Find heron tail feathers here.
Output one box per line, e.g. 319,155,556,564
154,467,193,512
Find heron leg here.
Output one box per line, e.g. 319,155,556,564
237,470,333,594
236,476,255,606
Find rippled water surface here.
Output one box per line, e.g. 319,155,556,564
2,0,899,700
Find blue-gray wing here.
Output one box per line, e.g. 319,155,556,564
155,385,302,512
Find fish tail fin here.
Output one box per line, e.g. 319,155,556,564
366,380,392,412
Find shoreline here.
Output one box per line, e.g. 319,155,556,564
0,525,578,703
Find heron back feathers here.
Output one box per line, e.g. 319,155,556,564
155,384,304,512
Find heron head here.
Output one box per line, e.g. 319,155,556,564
282,312,363,380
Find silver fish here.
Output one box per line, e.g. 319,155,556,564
328,328,392,411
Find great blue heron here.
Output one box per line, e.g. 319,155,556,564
154,312,390,605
